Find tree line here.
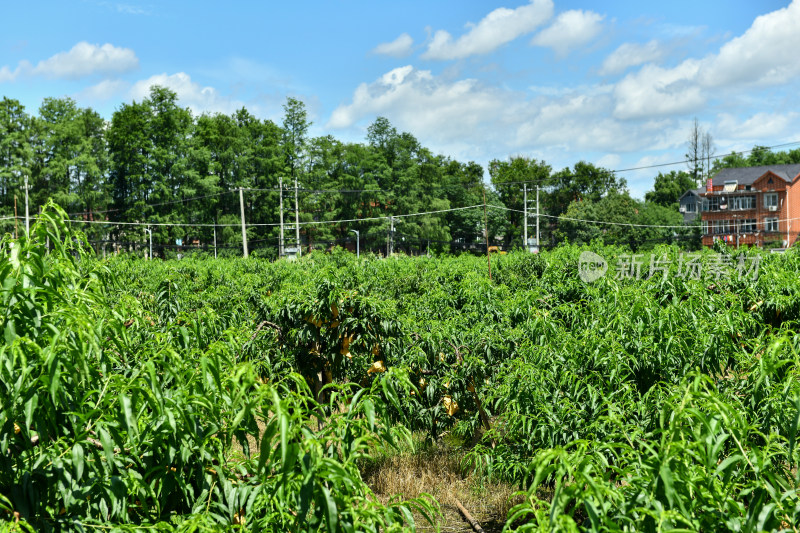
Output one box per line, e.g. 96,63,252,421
2,88,798,256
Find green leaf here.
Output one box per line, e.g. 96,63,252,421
320,485,339,533
120,394,138,439
72,443,85,480
363,399,375,432
24,394,37,433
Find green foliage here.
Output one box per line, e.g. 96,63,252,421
0,204,435,531
5,201,800,530
645,170,696,208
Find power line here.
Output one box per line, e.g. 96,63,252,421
66,190,235,217
19,204,483,230
492,139,800,187
488,204,800,230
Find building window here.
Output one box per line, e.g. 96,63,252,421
713,220,734,234
731,196,755,210
765,218,779,232
702,197,720,211
764,192,779,209
737,219,757,233
684,201,696,213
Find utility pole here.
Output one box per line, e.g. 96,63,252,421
213,225,217,259
482,186,492,280
350,229,360,258
536,185,540,253
14,195,18,239
389,216,395,256
24,174,30,237
144,228,152,260
239,187,248,258
523,184,528,252
278,176,284,258
294,176,301,257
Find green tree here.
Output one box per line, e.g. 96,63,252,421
282,97,310,182
645,170,696,208
489,156,551,248
556,191,684,250
0,98,33,229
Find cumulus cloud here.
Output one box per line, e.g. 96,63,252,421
600,40,664,75
613,0,800,119
0,42,138,81
130,72,245,115
613,60,705,120
327,65,531,161
717,111,800,140
32,42,138,79
530,9,605,57
422,0,553,60
699,0,800,86
373,33,414,57
327,65,673,163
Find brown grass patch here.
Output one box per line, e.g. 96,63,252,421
362,444,522,532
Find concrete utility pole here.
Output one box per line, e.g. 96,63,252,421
213,226,217,259
523,184,528,251
389,216,395,256
239,187,248,258
536,185,540,252
24,175,30,237
483,186,491,280
144,228,152,260
350,229,360,258
294,176,301,257
278,177,284,257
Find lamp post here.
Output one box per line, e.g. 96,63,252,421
144,228,152,260
350,229,360,258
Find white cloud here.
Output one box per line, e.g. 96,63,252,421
422,0,553,60
613,0,800,119
116,3,150,15
32,42,138,79
328,65,530,161
130,72,245,115
0,64,25,82
0,42,138,82
327,65,677,163
699,0,800,87
613,60,705,120
530,9,605,57
595,154,621,169
600,40,664,75
373,33,414,57
78,79,129,101
717,111,800,140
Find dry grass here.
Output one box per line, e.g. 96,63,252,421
361,443,522,532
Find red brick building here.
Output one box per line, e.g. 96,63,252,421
698,164,800,248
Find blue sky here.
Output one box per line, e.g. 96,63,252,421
1,0,798,198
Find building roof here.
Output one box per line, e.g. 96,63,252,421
711,164,800,186
679,188,704,200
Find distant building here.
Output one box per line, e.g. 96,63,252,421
678,188,704,223
695,164,800,248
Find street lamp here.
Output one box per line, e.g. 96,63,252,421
350,229,360,258
144,228,152,260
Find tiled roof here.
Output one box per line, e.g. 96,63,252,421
711,164,800,186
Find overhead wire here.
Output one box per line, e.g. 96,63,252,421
492,139,800,187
